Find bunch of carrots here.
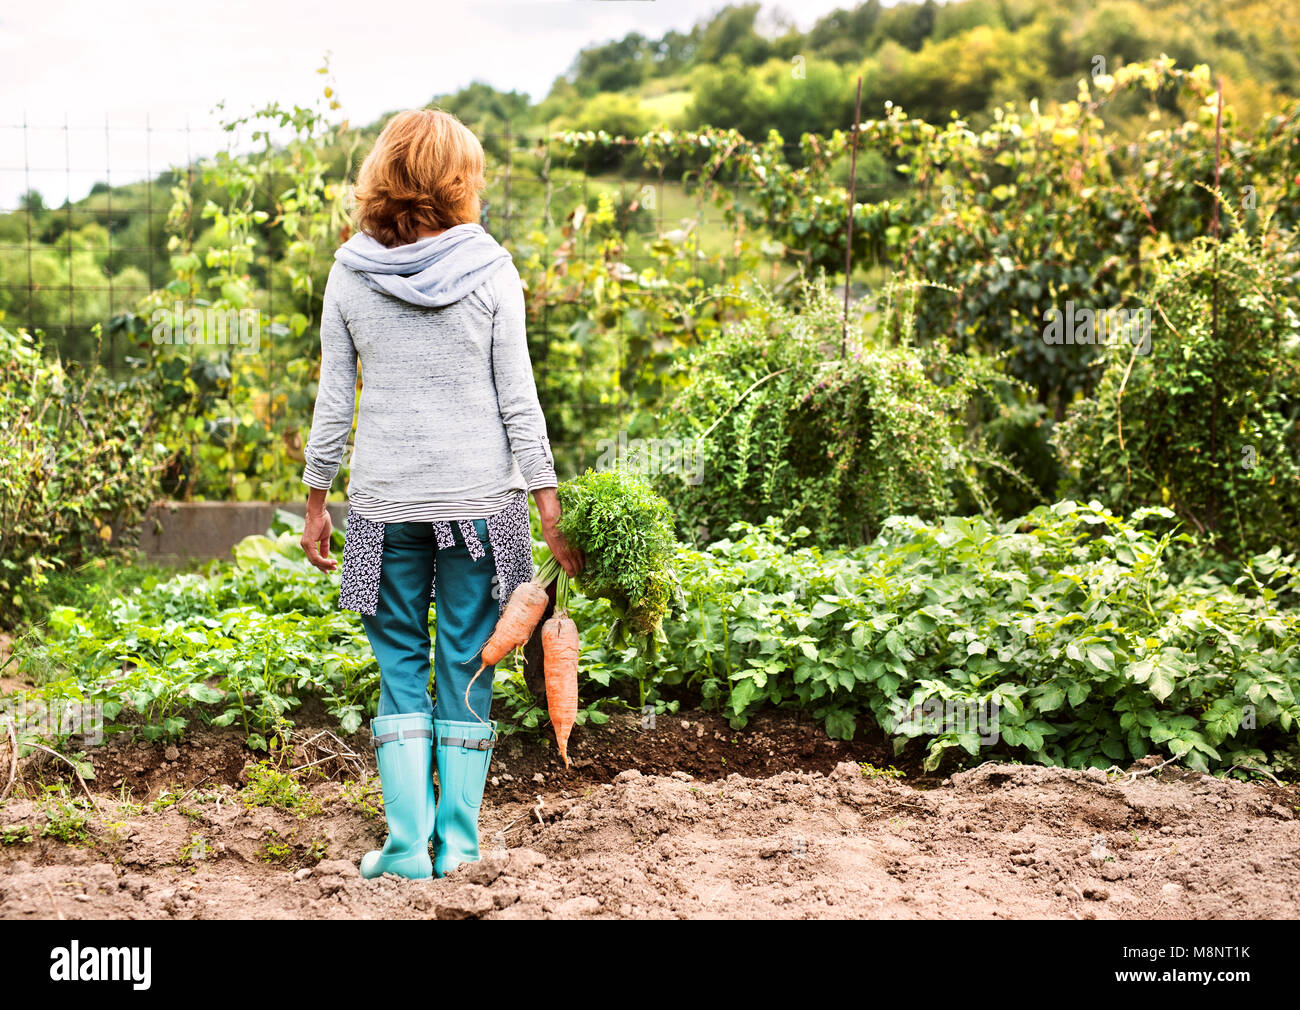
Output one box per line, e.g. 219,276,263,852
465,552,579,766
464,467,679,768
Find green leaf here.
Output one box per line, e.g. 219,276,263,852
187,684,226,704
1148,668,1176,702
824,709,856,740
1036,684,1066,712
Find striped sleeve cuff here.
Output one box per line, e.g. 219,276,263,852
301,459,338,491
526,468,558,492
515,436,557,491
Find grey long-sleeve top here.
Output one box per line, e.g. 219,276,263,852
301,257,557,518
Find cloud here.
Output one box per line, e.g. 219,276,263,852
0,0,848,205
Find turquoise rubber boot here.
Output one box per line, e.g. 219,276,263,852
433,719,497,878
360,713,436,880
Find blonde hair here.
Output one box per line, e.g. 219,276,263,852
351,109,486,247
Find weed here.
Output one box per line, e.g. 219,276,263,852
257,826,328,868
860,763,906,780
341,776,382,820
114,785,143,819
1,824,33,845
260,828,292,864
100,821,132,843
39,786,92,844
304,834,329,865
180,832,211,864
241,761,321,817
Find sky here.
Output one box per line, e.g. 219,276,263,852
0,0,856,208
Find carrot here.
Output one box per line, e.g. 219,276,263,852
464,580,550,723
542,610,580,768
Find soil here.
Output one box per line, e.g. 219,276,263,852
1,708,1298,920
61,702,928,803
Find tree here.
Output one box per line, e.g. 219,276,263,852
694,4,772,66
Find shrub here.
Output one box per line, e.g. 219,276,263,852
0,324,164,625
657,276,1028,546
1054,225,1300,561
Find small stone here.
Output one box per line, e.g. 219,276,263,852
1082,887,1109,901
461,853,508,886
315,859,359,878
317,876,347,898
294,867,313,881
434,884,495,920
553,894,602,917
506,848,546,875
164,745,180,761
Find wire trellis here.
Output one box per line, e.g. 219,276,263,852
0,117,861,473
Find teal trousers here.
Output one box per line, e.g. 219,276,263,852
360,519,499,724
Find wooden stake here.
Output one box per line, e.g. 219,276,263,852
843,75,864,358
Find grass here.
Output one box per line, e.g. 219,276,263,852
39,786,93,844
584,173,748,257
341,776,383,820
240,761,322,817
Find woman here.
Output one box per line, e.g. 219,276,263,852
299,109,582,881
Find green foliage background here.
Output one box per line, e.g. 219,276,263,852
17,502,1300,774
3,2,1300,774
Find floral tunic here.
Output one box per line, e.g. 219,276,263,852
337,489,534,618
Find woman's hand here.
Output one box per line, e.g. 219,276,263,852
534,487,584,579
301,489,338,572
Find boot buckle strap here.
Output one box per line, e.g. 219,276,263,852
440,736,495,751
371,728,434,748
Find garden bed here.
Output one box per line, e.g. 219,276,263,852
2,707,1297,920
